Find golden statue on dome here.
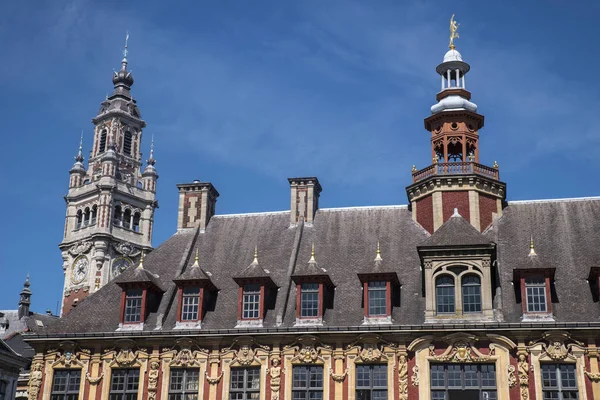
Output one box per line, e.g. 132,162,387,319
449,14,460,49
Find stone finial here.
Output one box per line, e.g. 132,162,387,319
411,165,417,173
137,251,145,269
493,160,499,169
452,208,461,218
252,246,259,265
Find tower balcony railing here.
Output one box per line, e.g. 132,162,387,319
412,162,499,183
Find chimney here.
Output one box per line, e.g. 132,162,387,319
177,180,219,232
288,177,322,225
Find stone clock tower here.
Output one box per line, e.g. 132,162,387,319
59,41,158,315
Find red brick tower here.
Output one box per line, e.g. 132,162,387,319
406,42,506,233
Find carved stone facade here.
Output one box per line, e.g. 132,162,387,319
23,330,600,400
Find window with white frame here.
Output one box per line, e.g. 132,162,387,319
242,284,261,319
230,367,260,399
461,275,481,313
169,368,200,400
436,275,455,314
367,281,387,316
541,364,578,399
124,289,143,323
181,286,200,321
300,283,320,318
525,276,547,313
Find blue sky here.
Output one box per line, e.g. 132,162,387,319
1,0,600,313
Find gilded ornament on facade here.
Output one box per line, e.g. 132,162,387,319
205,371,223,385
429,341,491,363
147,360,160,400
584,369,600,382
398,354,408,400
85,371,104,385
508,364,517,388
347,334,395,363
529,331,584,362
411,365,419,387
517,352,529,400
164,339,208,367
102,339,147,367
329,367,348,383
28,362,43,400
284,335,331,364
267,356,282,400
47,341,90,368
221,337,270,366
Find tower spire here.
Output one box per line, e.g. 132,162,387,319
18,275,31,319
147,135,156,166
75,131,84,162
122,31,129,70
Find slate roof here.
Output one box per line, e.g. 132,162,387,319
38,197,600,334
421,211,493,247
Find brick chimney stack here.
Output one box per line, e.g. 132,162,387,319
289,177,322,225
177,180,219,232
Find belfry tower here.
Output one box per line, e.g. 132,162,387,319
59,36,158,314
406,17,506,233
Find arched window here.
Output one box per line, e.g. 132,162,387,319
75,210,83,230
99,130,107,154
113,206,123,226
83,207,91,227
462,274,482,313
90,205,97,225
435,275,455,314
123,209,132,229
132,212,141,232
123,130,133,155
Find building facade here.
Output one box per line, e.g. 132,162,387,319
24,26,600,400
59,41,158,315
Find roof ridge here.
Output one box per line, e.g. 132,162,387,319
508,196,600,204
319,205,408,212
212,210,289,219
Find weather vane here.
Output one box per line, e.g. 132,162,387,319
123,31,129,59
449,14,460,49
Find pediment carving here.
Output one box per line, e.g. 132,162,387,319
347,334,396,363
47,341,90,368
102,339,148,367
221,337,270,366
113,241,141,257
162,338,209,367
528,331,584,361
429,333,493,363
283,335,332,364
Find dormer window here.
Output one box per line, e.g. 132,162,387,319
242,284,261,319
173,250,218,329
232,247,276,328
525,276,547,312
367,281,388,316
114,258,164,331
300,283,320,317
514,269,554,321
357,243,398,324
123,288,144,323
181,286,201,321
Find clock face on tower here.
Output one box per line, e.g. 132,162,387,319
112,257,133,277
71,257,89,284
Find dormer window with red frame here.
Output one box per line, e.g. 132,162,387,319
357,243,399,324
233,247,276,328
114,255,164,331
291,244,334,326
514,269,555,322
173,250,218,329
123,288,144,323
